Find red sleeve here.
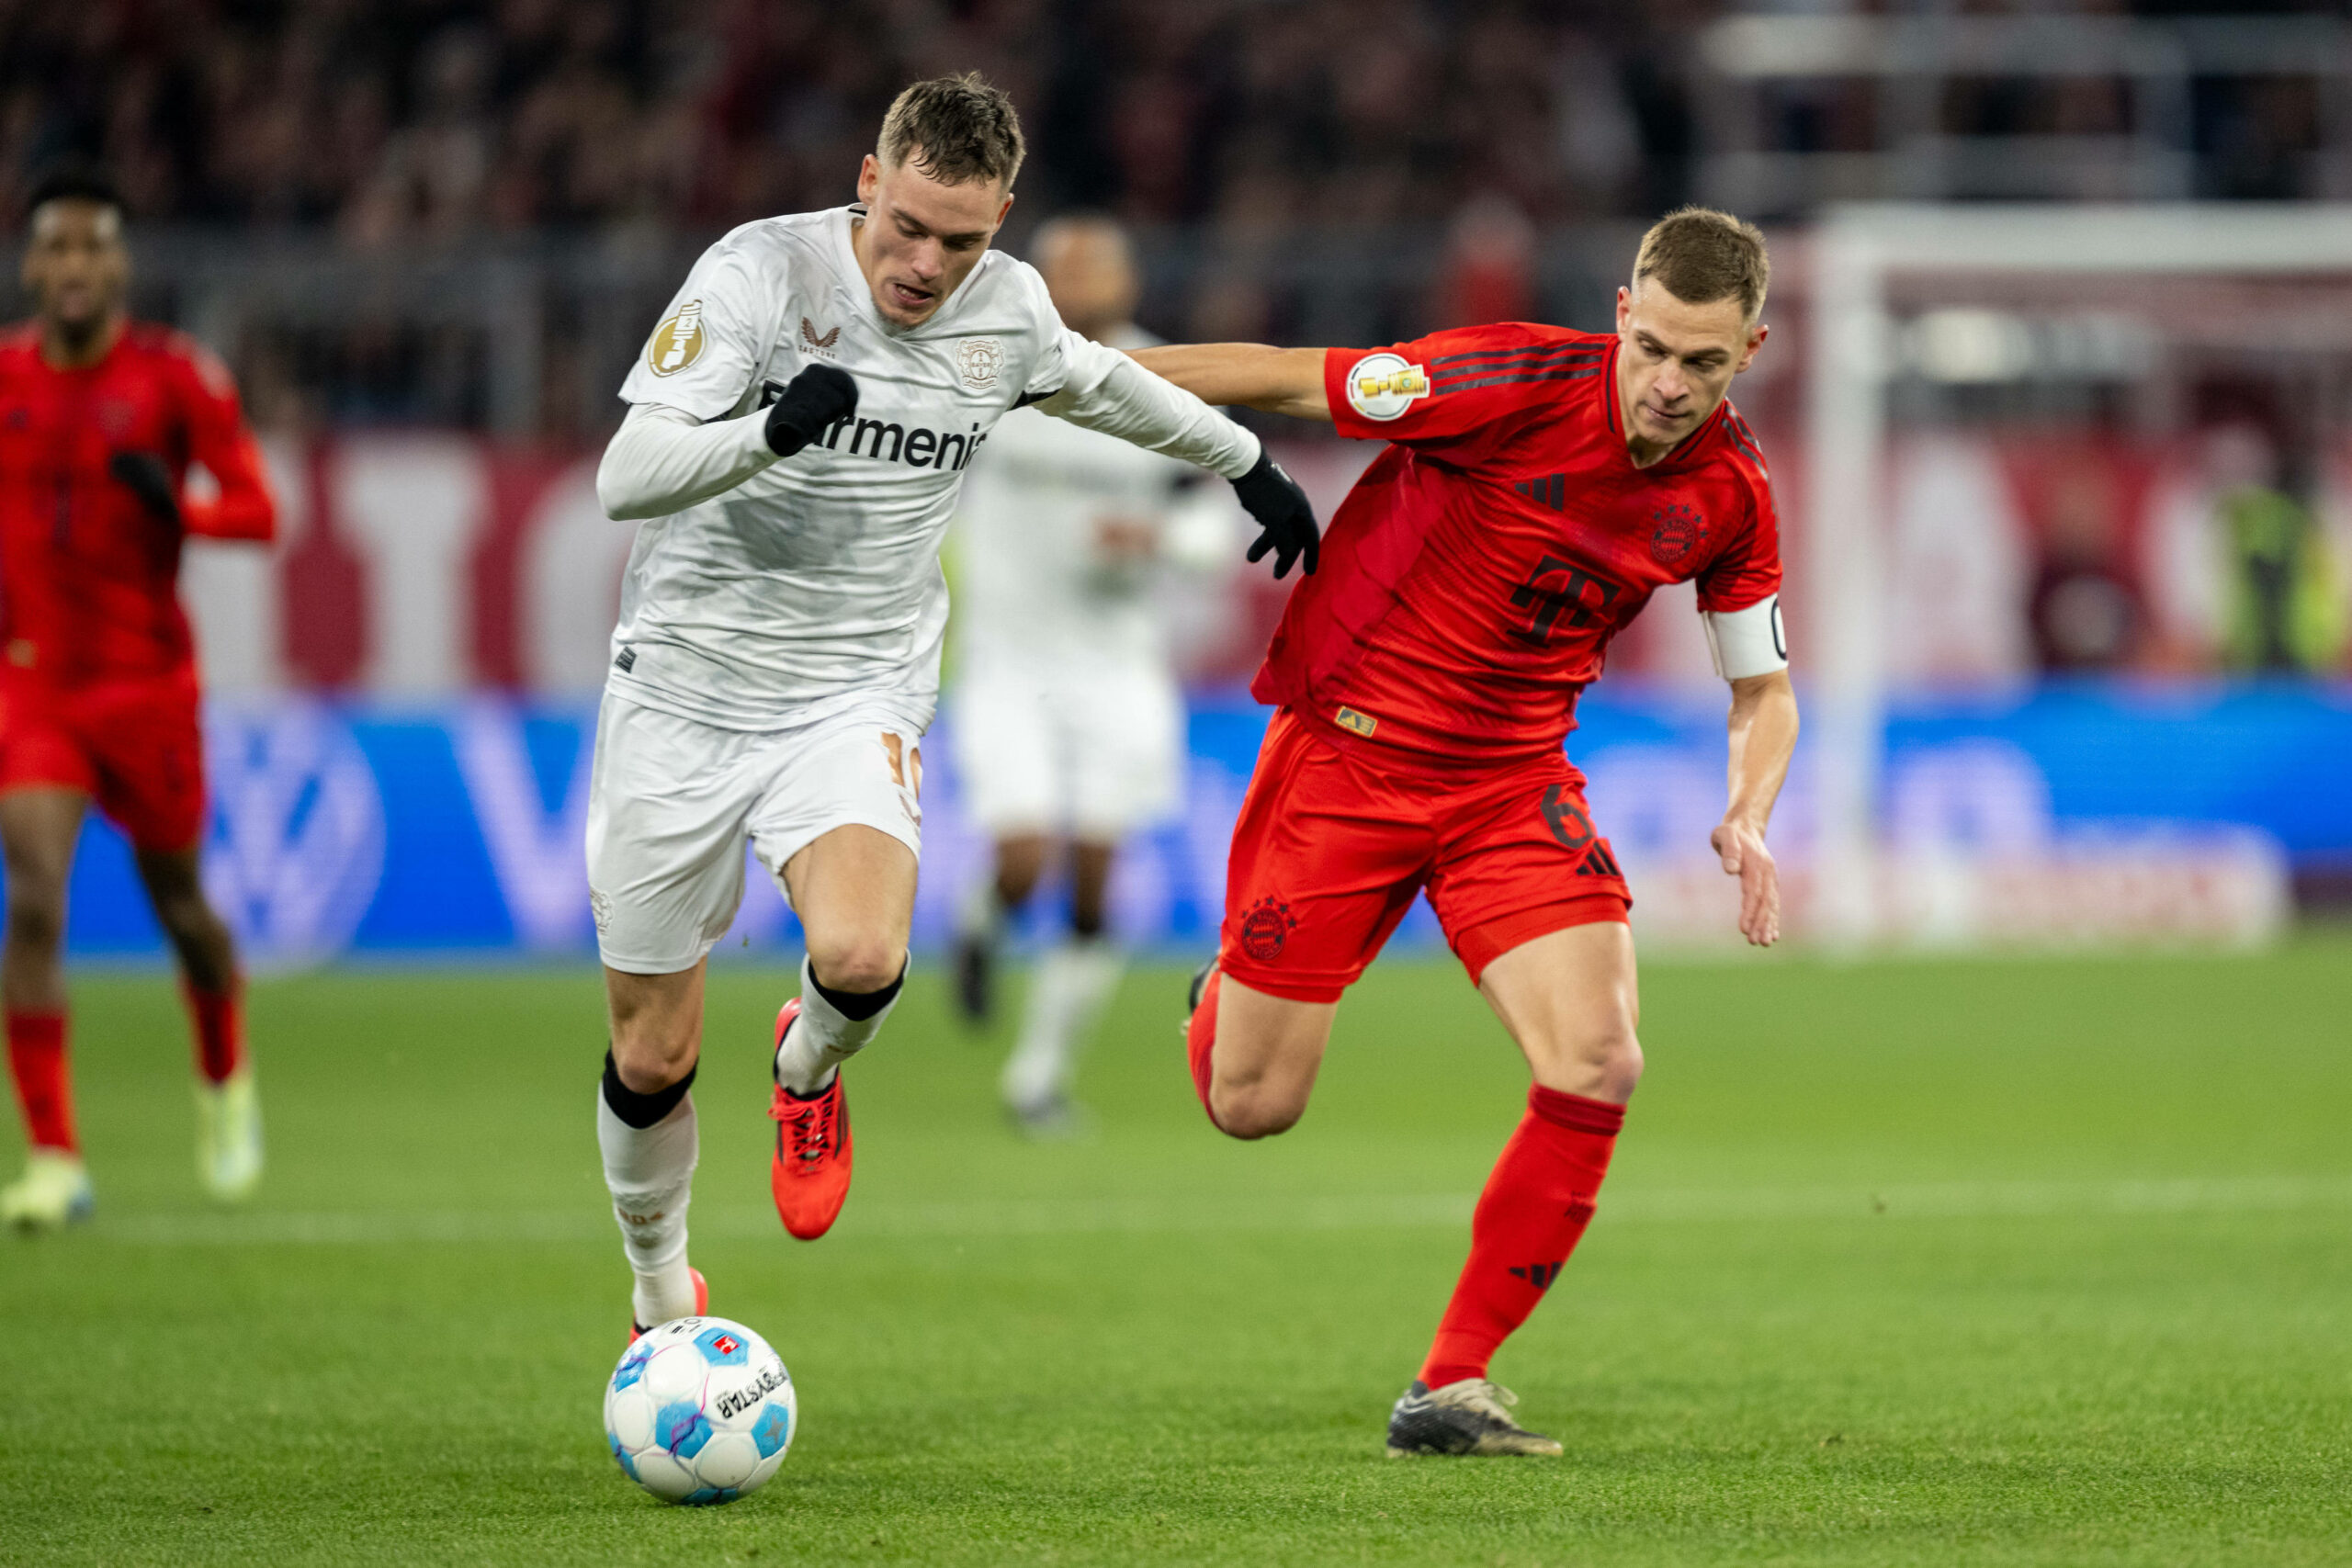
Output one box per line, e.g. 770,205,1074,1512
169,335,277,542
1323,323,1604,467
1695,456,1782,614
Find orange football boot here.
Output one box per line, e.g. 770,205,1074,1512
767,999,854,1240
628,1267,707,1344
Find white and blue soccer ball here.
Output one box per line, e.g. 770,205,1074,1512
605,1316,795,1505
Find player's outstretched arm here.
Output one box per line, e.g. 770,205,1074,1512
1039,352,1320,578
1712,669,1798,947
597,365,858,523
1127,344,1331,422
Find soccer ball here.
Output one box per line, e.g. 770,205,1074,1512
605,1316,796,1505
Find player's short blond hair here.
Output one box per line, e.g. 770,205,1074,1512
877,73,1026,189
1633,208,1770,323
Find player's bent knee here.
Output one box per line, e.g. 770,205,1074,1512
1597,1032,1645,1100
1534,1024,1643,1101
805,935,904,997
610,1025,698,1094
5,891,65,952
605,968,703,1091
1207,1080,1306,1141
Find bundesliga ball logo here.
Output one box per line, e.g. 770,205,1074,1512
1650,502,1707,566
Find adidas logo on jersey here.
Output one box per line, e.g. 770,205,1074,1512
1514,474,1566,512
1574,841,1622,879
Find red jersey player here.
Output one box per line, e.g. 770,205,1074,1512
1136,208,1799,1456
0,169,278,1231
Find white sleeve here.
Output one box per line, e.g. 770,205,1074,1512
1700,594,1789,681
617,231,777,421
1037,344,1262,481
596,401,779,522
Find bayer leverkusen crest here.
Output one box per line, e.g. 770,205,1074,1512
956,337,1004,392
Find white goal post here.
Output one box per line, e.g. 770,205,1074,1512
1804,203,2352,946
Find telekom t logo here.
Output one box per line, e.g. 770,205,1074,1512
1509,556,1622,646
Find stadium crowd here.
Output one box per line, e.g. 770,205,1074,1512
0,0,1694,239
0,0,2344,682
7,0,2338,244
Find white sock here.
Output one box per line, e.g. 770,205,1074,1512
775,952,904,1097
1001,937,1125,1111
597,1088,699,1327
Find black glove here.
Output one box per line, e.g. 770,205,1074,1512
108,451,181,525
1233,446,1319,580
763,364,858,457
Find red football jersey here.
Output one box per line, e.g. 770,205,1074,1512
1252,323,1781,771
0,322,276,688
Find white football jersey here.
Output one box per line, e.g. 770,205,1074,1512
955,327,1239,673
607,205,1126,732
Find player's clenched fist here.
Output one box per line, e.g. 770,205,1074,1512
1232,448,1319,580
763,364,858,457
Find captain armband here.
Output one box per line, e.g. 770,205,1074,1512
1700,595,1788,681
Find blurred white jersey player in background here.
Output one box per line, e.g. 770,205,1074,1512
951,216,1238,1136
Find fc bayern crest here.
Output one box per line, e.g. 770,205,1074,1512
955,337,1004,392
1650,502,1707,565
1238,896,1297,962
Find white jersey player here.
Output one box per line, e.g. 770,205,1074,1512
584,75,1320,1339
947,216,1238,1136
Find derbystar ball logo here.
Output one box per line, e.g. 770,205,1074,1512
1344,352,1429,422
1238,896,1297,963
646,300,706,377
1650,502,1707,565
714,1364,788,1420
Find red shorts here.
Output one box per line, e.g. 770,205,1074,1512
0,673,208,852
1218,708,1630,1003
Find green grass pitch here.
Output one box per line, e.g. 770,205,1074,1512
4,938,2350,1565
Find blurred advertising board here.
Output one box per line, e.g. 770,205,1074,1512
37,685,2332,968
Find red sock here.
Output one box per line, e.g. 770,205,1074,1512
1185,967,1223,1129
184,981,246,1085
1418,1085,1624,1390
6,1010,77,1154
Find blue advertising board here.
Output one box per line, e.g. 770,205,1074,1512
41,682,2352,965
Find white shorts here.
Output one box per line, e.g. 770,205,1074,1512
586,692,925,975
952,660,1182,840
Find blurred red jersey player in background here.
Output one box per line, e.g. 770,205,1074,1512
1138,208,1799,1457
0,168,278,1231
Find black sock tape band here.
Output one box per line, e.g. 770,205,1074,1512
601,1049,696,1130
810,962,905,1022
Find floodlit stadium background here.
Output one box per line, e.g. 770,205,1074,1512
8,0,2350,964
